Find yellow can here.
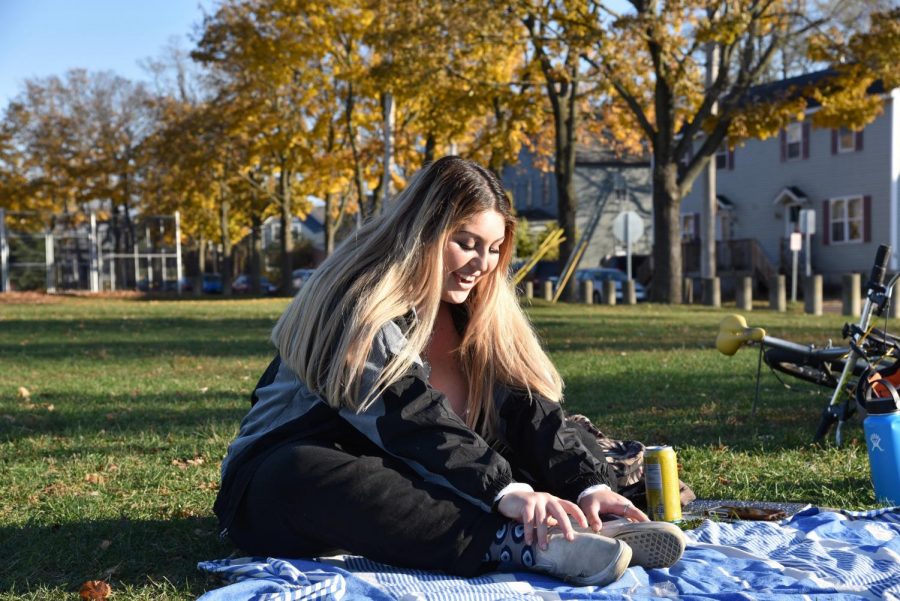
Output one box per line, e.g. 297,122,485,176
644,445,682,522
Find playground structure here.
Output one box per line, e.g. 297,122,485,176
0,208,183,293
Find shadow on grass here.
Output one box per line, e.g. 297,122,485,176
0,515,234,595
0,391,248,447
0,318,277,361
560,368,841,451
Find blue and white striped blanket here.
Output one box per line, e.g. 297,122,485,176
197,507,900,600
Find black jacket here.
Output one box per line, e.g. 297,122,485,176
214,315,613,533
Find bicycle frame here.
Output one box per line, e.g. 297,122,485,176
716,244,896,446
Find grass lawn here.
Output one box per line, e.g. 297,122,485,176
0,295,883,599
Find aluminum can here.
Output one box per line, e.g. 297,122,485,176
644,445,682,522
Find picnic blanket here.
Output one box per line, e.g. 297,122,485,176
197,506,900,601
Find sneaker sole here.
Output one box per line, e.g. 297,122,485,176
564,541,632,587
604,524,686,569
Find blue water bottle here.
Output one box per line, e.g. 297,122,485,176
863,380,900,505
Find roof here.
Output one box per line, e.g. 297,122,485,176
743,69,886,108
575,145,651,166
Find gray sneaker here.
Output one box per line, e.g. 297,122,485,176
531,530,631,587
594,520,687,569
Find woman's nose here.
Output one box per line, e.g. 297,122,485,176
470,249,491,271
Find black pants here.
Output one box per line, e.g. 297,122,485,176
228,440,508,577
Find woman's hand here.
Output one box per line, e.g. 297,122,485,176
578,489,649,532
496,491,588,550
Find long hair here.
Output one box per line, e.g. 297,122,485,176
272,156,563,438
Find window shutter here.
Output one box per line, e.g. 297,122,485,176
727,148,735,170
823,201,830,245
856,130,864,152
779,129,787,161
864,195,872,243
802,122,811,159
831,129,838,155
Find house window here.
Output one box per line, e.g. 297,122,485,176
715,142,728,170
785,122,803,160
837,127,856,153
829,196,863,244
681,213,698,242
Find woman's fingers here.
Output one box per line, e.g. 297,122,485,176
534,504,548,549
623,502,650,522
520,504,536,546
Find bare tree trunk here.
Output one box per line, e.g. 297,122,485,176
219,189,233,296
344,83,369,224
651,160,683,303
250,214,262,295
279,158,294,295
546,62,580,302
423,133,436,165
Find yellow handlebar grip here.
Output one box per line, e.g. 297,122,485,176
716,314,767,356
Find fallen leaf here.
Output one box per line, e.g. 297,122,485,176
99,539,112,551
79,580,111,600
186,457,205,466
84,473,106,484
17,386,30,399
45,404,55,412
199,386,209,393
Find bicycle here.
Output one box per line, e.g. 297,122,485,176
715,244,900,446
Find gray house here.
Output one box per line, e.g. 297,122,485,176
503,144,653,272
681,72,900,285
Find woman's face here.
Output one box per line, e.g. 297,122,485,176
441,209,507,304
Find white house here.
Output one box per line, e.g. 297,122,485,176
681,71,900,284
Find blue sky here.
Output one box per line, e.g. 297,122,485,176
0,1,213,107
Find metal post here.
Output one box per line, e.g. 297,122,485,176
45,231,56,293
175,211,183,296
89,213,100,292
791,249,799,302
133,222,140,289
625,212,632,280
109,255,116,291
805,232,812,277
0,208,8,293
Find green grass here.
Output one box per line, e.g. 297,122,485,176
0,296,883,599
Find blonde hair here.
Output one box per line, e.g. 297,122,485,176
272,156,563,438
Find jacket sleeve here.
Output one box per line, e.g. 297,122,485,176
493,389,615,502
336,324,516,512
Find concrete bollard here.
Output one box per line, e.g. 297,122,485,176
624,280,637,305
602,280,617,306
524,281,533,300
804,275,823,316
683,278,694,304
542,280,553,301
736,276,753,311
842,273,861,317
770,274,786,312
582,279,593,304
702,277,721,308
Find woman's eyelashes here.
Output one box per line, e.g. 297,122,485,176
456,240,502,254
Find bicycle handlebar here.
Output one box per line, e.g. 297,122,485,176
869,244,892,289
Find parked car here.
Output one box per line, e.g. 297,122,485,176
137,277,192,293
201,273,223,294
292,268,315,292
575,267,647,303
232,274,278,295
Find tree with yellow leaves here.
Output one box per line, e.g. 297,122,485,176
580,0,900,302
